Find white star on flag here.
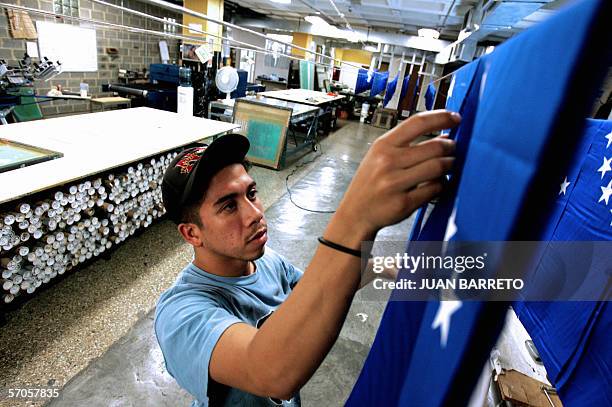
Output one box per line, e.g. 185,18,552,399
448,77,456,98
559,176,571,195
599,179,612,205
444,207,458,241
431,300,463,348
597,156,612,179
606,131,612,149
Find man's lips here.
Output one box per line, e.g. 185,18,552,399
248,228,267,242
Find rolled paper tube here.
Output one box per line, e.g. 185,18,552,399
3,214,15,225
17,203,30,214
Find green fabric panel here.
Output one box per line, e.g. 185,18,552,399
299,60,315,91
10,87,43,122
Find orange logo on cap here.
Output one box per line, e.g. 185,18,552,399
176,147,206,174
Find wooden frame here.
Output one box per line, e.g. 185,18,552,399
232,99,292,170
0,139,63,174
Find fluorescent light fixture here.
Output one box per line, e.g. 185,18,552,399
363,45,378,52
418,28,440,39
342,29,363,43
305,15,329,27
267,33,293,43
270,0,291,4
305,15,365,42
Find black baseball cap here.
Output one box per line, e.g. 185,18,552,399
162,133,250,224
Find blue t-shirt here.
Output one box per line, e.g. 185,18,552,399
155,248,303,406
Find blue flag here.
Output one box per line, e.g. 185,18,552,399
355,68,374,95
382,73,412,108
514,119,612,406
424,83,435,111
347,1,611,405
370,71,389,97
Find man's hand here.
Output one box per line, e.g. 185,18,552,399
359,258,398,289
336,110,460,237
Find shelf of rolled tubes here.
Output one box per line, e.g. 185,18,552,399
0,149,187,308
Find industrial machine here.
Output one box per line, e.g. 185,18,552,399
104,59,257,117
103,63,180,112
0,54,62,124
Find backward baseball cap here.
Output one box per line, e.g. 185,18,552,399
161,133,250,224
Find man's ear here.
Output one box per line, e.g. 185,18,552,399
177,223,204,247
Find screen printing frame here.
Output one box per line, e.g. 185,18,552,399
0,139,63,174
232,99,292,170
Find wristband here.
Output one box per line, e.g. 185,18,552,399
317,236,371,259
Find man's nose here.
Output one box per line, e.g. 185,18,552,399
243,199,263,226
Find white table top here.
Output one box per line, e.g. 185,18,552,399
0,107,238,204
259,89,345,106
211,96,320,116
40,94,91,100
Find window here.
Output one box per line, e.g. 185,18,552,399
53,0,79,17
163,17,177,34
264,34,292,69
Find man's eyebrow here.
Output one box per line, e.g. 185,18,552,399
213,181,257,206
213,193,238,207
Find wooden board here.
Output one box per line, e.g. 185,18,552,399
497,369,563,407
212,96,319,118
0,107,237,204
259,89,344,106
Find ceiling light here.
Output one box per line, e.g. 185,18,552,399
267,33,293,43
343,30,361,42
363,45,378,52
305,15,329,27
270,0,291,4
418,28,440,39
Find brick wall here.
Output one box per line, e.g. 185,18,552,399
1,0,182,117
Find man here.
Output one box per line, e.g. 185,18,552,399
155,110,461,406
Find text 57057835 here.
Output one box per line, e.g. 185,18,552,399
4,387,60,399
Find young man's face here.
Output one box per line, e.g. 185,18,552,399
195,163,268,262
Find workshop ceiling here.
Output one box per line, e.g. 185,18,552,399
223,0,569,42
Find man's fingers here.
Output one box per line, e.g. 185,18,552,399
400,137,456,169
391,157,454,191
388,110,461,146
403,180,445,211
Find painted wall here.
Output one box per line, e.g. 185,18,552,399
291,32,312,58
333,49,344,66
341,49,372,67
182,0,223,52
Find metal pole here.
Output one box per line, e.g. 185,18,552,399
0,3,344,71
108,0,362,69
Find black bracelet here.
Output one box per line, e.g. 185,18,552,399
317,236,371,259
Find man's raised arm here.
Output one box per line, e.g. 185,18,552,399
209,110,461,400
